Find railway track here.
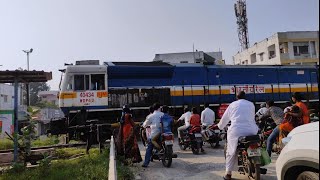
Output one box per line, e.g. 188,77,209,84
0,142,87,154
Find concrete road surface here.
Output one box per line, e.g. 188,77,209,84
133,141,278,180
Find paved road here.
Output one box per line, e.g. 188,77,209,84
134,141,278,180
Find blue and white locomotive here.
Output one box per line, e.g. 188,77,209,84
53,60,319,140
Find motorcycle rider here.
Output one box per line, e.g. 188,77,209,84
290,92,310,124
177,107,191,143
190,107,205,152
141,106,154,145
256,102,268,119
160,105,173,134
201,103,215,129
263,100,285,157
141,103,163,168
217,91,259,180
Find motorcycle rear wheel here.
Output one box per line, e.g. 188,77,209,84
192,142,201,154
210,140,220,148
162,145,173,168
248,158,261,180
178,138,187,150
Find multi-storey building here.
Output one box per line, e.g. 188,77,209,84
153,51,225,64
233,31,319,65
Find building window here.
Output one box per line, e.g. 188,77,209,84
258,52,264,61
3,95,8,102
299,46,309,54
294,45,309,56
293,42,309,56
268,44,276,59
293,46,299,56
250,53,257,64
180,61,188,63
269,51,275,59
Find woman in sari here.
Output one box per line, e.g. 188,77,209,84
116,106,142,163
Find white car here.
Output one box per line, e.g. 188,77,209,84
276,122,319,180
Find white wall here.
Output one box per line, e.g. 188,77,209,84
233,33,281,65
0,84,14,110
38,91,59,105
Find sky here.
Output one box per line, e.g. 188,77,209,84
0,0,318,90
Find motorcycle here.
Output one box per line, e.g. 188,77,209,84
201,124,225,148
224,124,264,180
256,116,282,154
140,125,176,167
178,126,204,154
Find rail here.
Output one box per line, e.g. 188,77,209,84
108,136,117,180
0,142,87,154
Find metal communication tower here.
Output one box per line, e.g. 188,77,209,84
234,0,249,51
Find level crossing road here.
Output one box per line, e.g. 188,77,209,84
135,141,278,180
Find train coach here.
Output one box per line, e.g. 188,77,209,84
51,60,319,141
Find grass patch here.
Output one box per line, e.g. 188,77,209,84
0,136,60,150
1,148,110,180
31,136,59,147
54,148,86,159
117,161,135,180
0,139,14,150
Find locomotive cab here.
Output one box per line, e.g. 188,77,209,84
59,60,108,115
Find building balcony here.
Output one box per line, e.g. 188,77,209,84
280,53,289,60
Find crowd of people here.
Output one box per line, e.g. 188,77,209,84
115,91,310,180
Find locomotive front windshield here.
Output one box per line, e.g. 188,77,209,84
65,74,105,91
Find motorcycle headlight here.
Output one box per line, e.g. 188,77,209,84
282,136,292,146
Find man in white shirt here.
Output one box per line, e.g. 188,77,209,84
217,91,259,180
177,107,191,141
201,103,215,129
142,103,163,167
255,102,268,119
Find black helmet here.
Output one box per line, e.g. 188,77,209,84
122,104,130,113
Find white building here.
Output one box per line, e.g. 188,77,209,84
0,83,23,137
0,84,14,110
38,90,59,106
233,31,319,65
153,51,225,64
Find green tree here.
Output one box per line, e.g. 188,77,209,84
30,82,50,106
